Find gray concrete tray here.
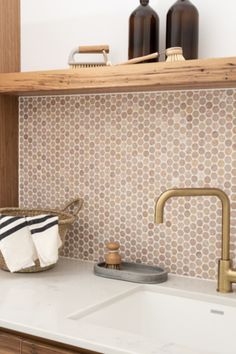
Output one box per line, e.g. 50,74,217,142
94,262,168,284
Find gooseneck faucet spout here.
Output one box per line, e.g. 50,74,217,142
154,188,236,293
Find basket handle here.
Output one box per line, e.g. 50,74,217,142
62,198,83,217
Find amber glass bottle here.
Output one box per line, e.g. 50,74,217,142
166,0,199,60
129,0,159,62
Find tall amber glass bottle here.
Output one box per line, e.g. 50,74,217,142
129,0,159,62
166,0,199,60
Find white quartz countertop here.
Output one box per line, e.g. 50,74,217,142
0,258,235,354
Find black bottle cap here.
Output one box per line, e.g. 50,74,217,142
140,0,149,6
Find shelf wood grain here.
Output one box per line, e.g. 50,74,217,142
0,57,236,96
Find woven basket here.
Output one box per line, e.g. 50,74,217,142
0,197,83,273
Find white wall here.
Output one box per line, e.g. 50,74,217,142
21,0,236,71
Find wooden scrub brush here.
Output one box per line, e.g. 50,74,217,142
68,45,111,68
105,242,122,270
117,47,185,65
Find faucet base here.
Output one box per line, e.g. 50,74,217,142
218,260,233,293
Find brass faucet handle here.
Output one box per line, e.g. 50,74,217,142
105,242,121,269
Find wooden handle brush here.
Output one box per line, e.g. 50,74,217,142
68,45,111,68
105,242,121,270
118,47,185,65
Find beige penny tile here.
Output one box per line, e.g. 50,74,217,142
19,89,236,280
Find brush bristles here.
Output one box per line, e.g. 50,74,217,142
166,54,185,62
69,63,106,69
165,47,185,62
105,263,121,270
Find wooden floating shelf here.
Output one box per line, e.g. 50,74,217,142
0,56,236,96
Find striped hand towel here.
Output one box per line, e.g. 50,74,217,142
26,215,62,268
0,216,37,272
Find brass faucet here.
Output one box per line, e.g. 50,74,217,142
154,188,236,293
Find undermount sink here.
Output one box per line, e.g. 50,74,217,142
68,286,236,354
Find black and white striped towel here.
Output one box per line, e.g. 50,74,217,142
26,215,62,268
0,216,37,272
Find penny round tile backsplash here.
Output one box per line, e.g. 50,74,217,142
19,89,236,280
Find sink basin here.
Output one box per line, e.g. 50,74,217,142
68,286,236,354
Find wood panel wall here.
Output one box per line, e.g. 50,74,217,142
0,0,20,206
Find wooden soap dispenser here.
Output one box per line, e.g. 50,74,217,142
105,242,122,270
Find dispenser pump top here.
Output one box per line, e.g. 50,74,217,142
140,0,149,6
